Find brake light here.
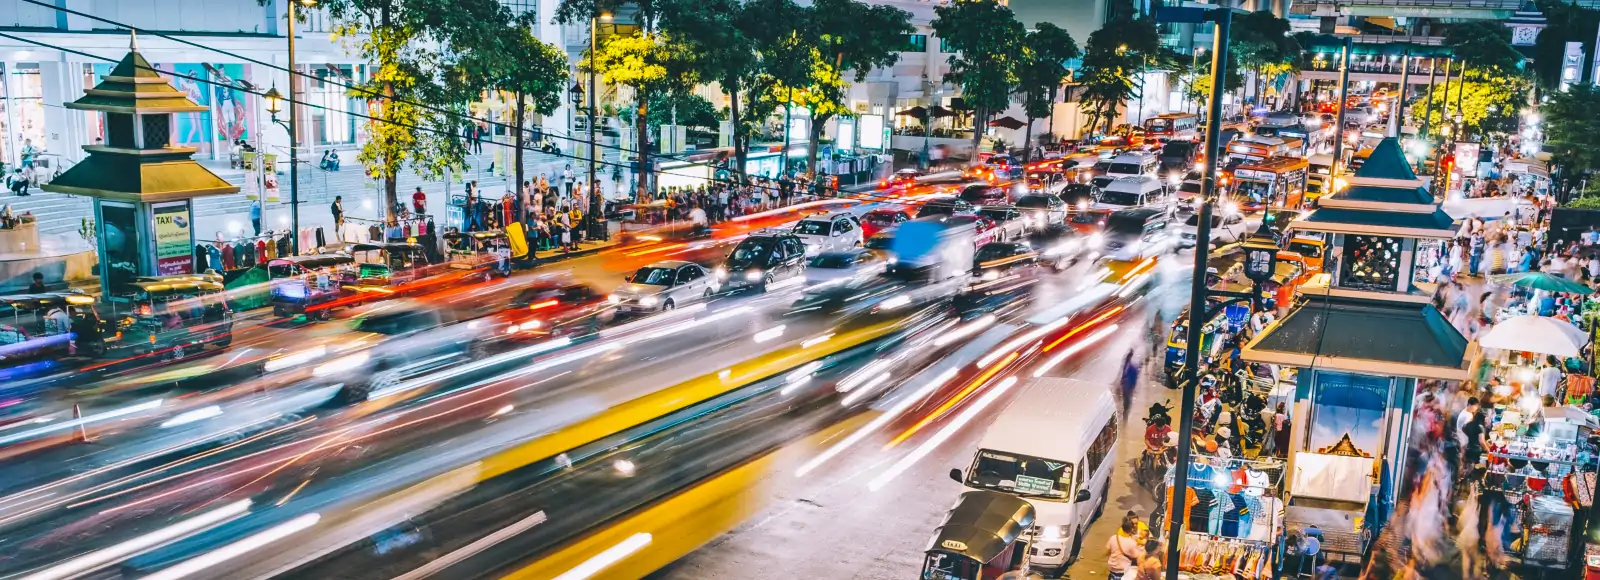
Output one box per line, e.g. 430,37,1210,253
529,299,559,310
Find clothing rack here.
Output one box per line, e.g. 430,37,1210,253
1176,531,1276,579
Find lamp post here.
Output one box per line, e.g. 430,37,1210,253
280,0,315,254
586,13,610,240
569,79,585,210
263,86,297,249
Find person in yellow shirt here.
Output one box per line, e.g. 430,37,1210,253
567,207,583,250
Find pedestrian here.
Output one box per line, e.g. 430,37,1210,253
27,271,45,293
412,186,427,216
331,195,345,239
1538,356,1563,400
563,163,576,200
249,198,262,236
1105,518,1144,578
1119,349,1139,422
1133,540,1163,580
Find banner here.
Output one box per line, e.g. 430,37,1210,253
1454,142,1480,178
153,201,193,275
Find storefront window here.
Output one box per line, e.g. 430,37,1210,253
310,65,357,146
1338,234,1403,292
9,63,44,164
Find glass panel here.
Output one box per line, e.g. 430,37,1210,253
1339,234,1403,292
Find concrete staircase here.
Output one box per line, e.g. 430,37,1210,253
1,189,93,239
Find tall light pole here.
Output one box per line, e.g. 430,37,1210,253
587,12,609,240
1329,37,1352,175
284,0,314,254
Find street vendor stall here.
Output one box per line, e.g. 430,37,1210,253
267,253,357,319
1158,454,1287,578
1286,450,1375,563
1475,403,1598,571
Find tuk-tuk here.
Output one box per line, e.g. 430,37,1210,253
106,274,234,360
444,230,521,280
267,253,358,319
348,241,431,289
0,292,105,367
921,490,1037,580
1163,303,1239,383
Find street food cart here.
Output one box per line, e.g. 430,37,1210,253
1286,451,1375,564
1476,404,1598,571
920,490,1037,580
267,253,357,319
105,274,234,360
444,230,519,280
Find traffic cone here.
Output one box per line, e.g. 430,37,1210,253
73,404,91,443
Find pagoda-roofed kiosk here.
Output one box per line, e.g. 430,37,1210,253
41,35,239,297
1240,137,1469,559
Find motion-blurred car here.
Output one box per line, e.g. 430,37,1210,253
493,282,609,340
959,183,1010,207
942,214,1003,247
1058,183,1095,209
805,249,883,287
1068,208,1110,236
881,168,922,191
1177,211,1248,249
716,232,808,292
917,195,974,218
792,212,864,256
975,205,1027,242
317,302,497,404
954,244,1041,319
861,208,911,239
971,241,1044,281
1015,193,1067,228
610,261,716,313
865,229,896,250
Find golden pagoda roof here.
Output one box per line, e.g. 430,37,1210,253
65,35,207,115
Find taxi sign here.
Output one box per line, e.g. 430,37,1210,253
941,539,969,551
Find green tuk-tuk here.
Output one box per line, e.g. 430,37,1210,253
921,490,1037,580
268,253,358,319
106,274,234,360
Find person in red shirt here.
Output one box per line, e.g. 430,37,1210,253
412,187,427,215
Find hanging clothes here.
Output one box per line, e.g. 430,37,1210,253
221,243,236,270
369,224,383,242
314,227,326,249
277,233,291,257
256,240,269,263
194,244,210,273
299,227,315,254
207,244,223,270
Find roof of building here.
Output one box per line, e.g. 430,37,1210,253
1242,294,1470,380
66,41,208,115
1338,183,1433,205
42,154,239,202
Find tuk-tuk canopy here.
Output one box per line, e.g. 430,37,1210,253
114,274,226,299
924,490,1037,564
349,242,425,254
0,292,96,311
267,253,354,269
443,230,507,242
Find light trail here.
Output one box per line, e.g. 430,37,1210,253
887,352,1018,448
796,367,960,477
867,376,1021,492
19,499,252,580
142,512,322,580
551,532,653,580
1032,324,1121,377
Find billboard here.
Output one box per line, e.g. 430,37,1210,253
153,201,193,275
858,114,885,150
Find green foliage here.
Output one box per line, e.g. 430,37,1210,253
1443,22,1526,75
646,90,721,129
1075,16,1158,135
315,0,518,220
495,17,570,118
1568,193,1600,209
1016,22,1081,122
932,0,1027,118
1231,11,1298,73
1534,0,1600,91
584,33,671,91
1545,83,1600,180
809,0,913,83
1411,70,1528,137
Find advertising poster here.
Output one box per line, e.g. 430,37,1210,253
153,202,194,275
1454,142,1480,178
837,118,855,151
158,63,214,154
858,114,884,150
206,63,251,144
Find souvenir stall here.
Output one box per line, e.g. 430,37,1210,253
1160,454,1287,579
1476,403,1599,571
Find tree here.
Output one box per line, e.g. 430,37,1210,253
1076,16,1158,136
658,0,756,179
1543,83,1600,196
1015,22,1080,161
932,0,1027,158
556,0,672,199
582,31,678,198
1443,21,1526,75
801,0,912,178
315,0,517,224
494,16,570,212
646,90,721,130
1231,11,1299,105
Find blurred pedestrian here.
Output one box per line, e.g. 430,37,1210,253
1133,539,1163,580
249,198,262,235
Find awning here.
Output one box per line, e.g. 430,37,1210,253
1292,207,1457,239
1242,294,1469,380
988,116,1026,130
930,105,958,118
896,106,927,117
924,490,1036,564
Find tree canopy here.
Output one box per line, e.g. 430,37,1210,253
1544,83,1600,185
1075,15,1158,136
1443,21,1526,76
932,0,1027,154
1015,22,1080,156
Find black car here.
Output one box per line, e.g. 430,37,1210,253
715,232,808,292
955,242,1040,318
917,195,974,218
1058,183,1095,209
958,184,1010,207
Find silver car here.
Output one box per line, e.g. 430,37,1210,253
609,260,715,313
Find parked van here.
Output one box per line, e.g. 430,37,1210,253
1094,175,1167,210
1104,152,1158,181
951,377,1117,575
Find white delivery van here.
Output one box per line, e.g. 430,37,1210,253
950,377,1118,575
1094,175,1167,210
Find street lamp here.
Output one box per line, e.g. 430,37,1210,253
581,11,611,241
280,0,316,253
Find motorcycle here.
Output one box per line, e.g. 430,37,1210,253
1135,400,1176,489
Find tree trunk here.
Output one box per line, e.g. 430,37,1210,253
514,91,527,214
971,105,987,162
637,90,649,200
728,78,745,182
384,81,399,225
807,110,825,183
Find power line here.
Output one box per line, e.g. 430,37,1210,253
14,0,705,166
0,31,910,202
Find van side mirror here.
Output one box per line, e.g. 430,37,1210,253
624,275,632,283
949,468,963,483
1075,489,1092,503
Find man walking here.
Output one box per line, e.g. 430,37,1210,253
412,186,427,216
562,164,576,201
249,198,262,236
331,196,345,239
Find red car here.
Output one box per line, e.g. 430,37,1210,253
489,282,610,342
861,208,911,239
881,169,922,192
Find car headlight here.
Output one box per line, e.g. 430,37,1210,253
608,294,623,304
639,296,660,307
981,270,1000,281
1040,525,1067,541
745,270,764,282
506,323,520,334
714,267,728,280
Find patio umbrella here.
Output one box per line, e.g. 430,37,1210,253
988,116,1026,130
1477,314,1589,357
895,106,927,118
1489,271,1594,295
929,105,957,118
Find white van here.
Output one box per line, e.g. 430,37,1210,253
1094,175,1167,210
1104,152,1157,181
950,377,1118,575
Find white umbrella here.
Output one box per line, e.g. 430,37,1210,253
1476,315,1588,357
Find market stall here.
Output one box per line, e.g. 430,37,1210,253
1159,454,1287,578
1475,403,1598,572
1286,450,1375,563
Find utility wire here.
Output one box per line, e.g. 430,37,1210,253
0,31,922,203
16,0,712,166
